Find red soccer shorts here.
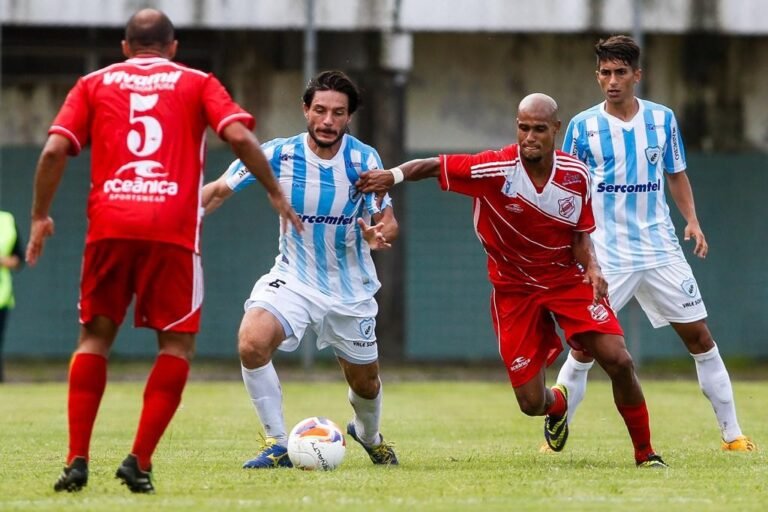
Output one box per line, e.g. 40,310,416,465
79,239,203,333
491,282,623,387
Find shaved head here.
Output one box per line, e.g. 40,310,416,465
124,8,175,50
518,93,559,122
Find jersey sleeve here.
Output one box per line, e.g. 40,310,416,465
663,110,687,174
562,118,580,158
201,74,256,137
361,149,384,215
49,78,90,156
223,159,256,192
438,150,506,197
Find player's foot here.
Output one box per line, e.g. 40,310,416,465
115,454,155,494
53,457,88,492
539,442,555,453
346,422,399,465
636,453,668,469
543,384,569,452
721,435,757,452
242,438,293,469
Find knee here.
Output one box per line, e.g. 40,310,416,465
237,333,273,368
601,350,636,380
350,373,381,400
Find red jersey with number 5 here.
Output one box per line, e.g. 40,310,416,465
439,145,595,290
49,56,254,253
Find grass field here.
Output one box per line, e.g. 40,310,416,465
0,371,765,511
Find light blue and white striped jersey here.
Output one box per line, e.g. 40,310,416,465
562,99,687,274
224,133,392,303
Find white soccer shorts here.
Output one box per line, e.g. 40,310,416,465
605,260,708,328
244,272,379,364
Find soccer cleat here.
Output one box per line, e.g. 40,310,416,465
346,422,399,465
53,457,88,492
115,454,155,494
543,384,569,452
242,438,293,469
721,435,757,452
636,453,669,469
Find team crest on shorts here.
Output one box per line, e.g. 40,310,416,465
359,317,375,339
645,146,661,165
588,303,610,322
680,278,697,297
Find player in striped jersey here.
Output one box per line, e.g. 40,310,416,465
203,71,399,467
358,93,666,468
555,35,754,452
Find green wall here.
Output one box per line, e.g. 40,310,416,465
1,149,766,363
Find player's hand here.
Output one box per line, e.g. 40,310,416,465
267,190,303,233
26,216,55,267
583,265,608,303
357,218,391,250
356,170,395,193
684,222,708,258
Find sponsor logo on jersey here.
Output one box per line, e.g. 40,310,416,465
561,173,582,186
280,153,293,161
104,160,178,201
645,146,661,165
299,213,355,226
588,303,610,322
558,196,576,218
509,356,530,373
680,277,697,297
505,203,524,214
359,317,375,339
596,179,661,194
103,70,182,91
671,126,680,160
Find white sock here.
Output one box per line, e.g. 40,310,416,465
348,385,383,446
691,345,743,442
555,352,594,425
242,361,288,445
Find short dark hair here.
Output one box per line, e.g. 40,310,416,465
125,9,175,50
302,70,360,114
595,35,641,69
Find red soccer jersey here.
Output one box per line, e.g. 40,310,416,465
439,145,595,290
49,56,255,253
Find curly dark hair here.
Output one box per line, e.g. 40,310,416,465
302,70,360,114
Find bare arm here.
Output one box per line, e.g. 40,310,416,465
572,231,608,303
220,122,302,232
666,170,707,258
356,157,441,193
26,134,71,266
201,174,235,215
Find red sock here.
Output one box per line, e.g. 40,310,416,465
67,353,108,464
546,386,567,417
617,402,655,463
131,354,189,471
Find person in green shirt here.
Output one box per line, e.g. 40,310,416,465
0,210,23,383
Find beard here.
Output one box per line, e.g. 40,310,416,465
521,151,543,163
308,126,345,148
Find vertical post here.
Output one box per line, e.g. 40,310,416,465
301,0,317,370
632,0,645,99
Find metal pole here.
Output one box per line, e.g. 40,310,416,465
632,0,645,99
301,0,317,370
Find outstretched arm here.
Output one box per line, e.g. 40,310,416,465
221,122,302,232
27,134,71,266
201,173,236,215
356,157,441,193
572,231,608,303
666,170,707,258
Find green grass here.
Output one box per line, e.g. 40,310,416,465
0,376,766,511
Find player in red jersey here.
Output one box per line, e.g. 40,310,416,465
357,93,666,468
26,8,300,494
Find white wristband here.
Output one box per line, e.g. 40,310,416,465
389,167,404,185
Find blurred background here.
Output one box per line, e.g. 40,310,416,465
0,0,766,369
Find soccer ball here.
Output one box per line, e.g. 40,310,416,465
287,416,346,471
